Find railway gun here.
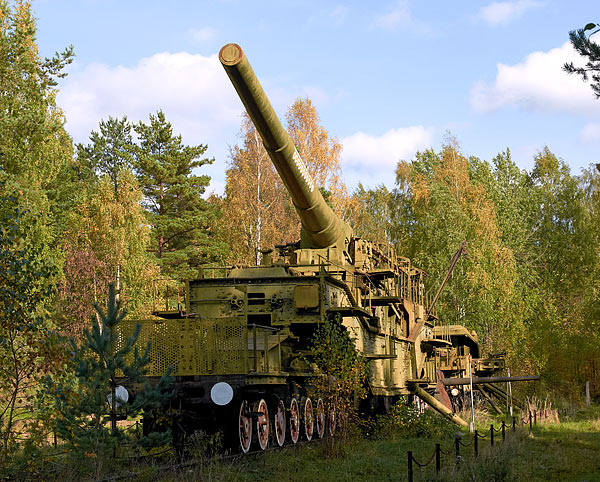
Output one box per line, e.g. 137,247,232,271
115,43,535,453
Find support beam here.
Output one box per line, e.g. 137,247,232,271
478,386,502,415
483,383,523,410
443,375,539,386
410,385,469,428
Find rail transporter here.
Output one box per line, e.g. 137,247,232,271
116,43,510,453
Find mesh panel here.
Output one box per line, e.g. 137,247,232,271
116,317,248,377
116,320,180,376
195,318,248,374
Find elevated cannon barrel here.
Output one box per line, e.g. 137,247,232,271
219,43,352,249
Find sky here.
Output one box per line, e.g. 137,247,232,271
33,0,599,196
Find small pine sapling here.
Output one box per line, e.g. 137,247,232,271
50,283,173,460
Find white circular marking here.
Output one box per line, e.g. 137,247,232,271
107,385,129,407
211,382,234,406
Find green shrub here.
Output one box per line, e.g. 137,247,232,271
376,397,456,438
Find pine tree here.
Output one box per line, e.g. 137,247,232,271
51,284,172,463
134,110,227,280
76,116,136,197
564,23,600,98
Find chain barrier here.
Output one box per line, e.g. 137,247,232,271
438,445,453,456
458,437,474,447
406,417,536,482
410,449,437,468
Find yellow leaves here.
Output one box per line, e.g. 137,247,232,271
223,97,350,264
394,161,412,187
412,173,430,205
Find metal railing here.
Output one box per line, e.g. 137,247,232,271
152,279,185,313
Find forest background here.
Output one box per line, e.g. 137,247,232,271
1,0,599,460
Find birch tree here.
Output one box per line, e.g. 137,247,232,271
222,98,349,264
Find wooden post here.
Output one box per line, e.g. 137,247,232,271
586,381,591,407
529,411,532,430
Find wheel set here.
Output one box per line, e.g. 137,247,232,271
236,396,335,452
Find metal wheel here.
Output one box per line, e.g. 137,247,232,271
273,398,286,447
255,399,269,450
327,403,336,437
316,398,325,439
238,400,252,454
289,397,300,444
303,397,314,441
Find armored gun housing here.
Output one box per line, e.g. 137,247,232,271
116,44,509,453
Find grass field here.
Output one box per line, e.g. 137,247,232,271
172,406,600,482
5,405,600,481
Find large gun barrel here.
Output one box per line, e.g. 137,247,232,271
219,43,352,249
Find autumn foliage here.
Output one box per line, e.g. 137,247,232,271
221,98,348,265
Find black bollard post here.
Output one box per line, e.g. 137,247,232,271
490,424,494,447
502,421,505,442
512,416,516,431
435,443,441,474
474,430,479,458
408,451,413,482
534,410,537,426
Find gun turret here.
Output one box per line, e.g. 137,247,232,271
219,43,352,250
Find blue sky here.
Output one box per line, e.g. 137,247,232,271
33,0,599,195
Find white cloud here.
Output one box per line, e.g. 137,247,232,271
580,123,600,144
471,42,598,116
56,51,330,196
341,126,435,170
189,27,216,42
57,52,242,147
330,6,348,24
477,0,542,26
300,86,329,107
512,144,540,170
370,1,411,31
205,179,226,198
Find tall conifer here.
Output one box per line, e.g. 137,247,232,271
134,111,226,280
